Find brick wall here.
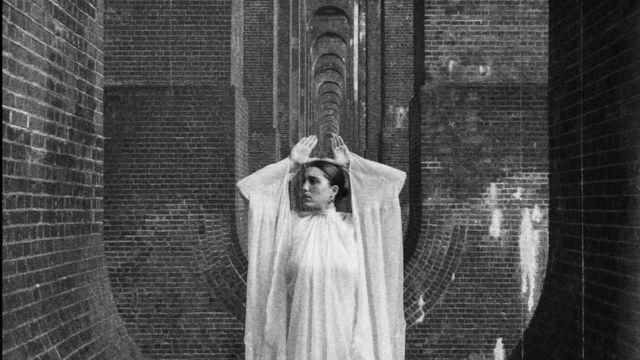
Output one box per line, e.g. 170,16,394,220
382,0,413,169
515,1,640,359
2,0,142,359
104,0,231,85
404,0,550,358
103,0,248,358
364,0,383,159
244,0,277,172
7,1,637,359
383,0,413,231
276,0,290,158
103,86,245,359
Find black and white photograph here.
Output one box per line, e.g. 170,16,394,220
2,0,639,359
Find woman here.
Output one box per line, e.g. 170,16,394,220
238,134,406,360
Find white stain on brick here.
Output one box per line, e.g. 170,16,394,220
487,182,498,207
447,59,458,74
414,294,426,325
479,65,491,77
487,183,503,239
519,208,540,313
391,106,408,128
512,187,523,200
493,337,505,360
489,208,503,238
531,204,543,223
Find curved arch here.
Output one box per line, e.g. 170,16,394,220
314,58,346,87
312,33,348,59
318,91,342,105
315,71,344,92
317,81,343,95
319,114,338,122
314,53,346,69
319,116,339,133
312,5,350,22
318,100,340,112
313,32,347,46
314,61,345,78
315,68,344,81
319,107,340,118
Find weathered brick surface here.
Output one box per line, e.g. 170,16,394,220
383,0,414,235
364,0,383,159
2,0,142,359
244,0,277,172
103,86,246,359
7,1,638,359
276,0,290,159
515,1,640,359
404,1,550,358
308,3,353,156
104,0,231,85
382,0,413,168
103,1,248,358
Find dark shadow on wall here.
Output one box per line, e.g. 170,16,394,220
103,85,246,359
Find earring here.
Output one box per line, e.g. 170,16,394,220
329,195,334,203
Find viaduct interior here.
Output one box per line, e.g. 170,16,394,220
2,0,639,359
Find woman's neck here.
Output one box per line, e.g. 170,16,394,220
310,205,336,214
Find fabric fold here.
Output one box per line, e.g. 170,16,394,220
238,154,406,360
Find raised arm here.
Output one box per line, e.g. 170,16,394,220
328,134,406,198
241,136,317,358
237,135,318,202
329,134,406,359
349,153,406,198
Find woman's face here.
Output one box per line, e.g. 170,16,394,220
302,167,338,211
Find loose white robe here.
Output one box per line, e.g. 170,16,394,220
286,208,360,359
237,154,406,360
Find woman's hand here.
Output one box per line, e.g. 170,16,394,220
330,134,350,167
290,135,318,165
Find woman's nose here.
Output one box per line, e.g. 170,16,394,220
302,181,309,191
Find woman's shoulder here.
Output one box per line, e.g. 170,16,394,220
337,211,353,225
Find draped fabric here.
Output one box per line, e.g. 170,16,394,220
285,209,363,359
237,154,406,360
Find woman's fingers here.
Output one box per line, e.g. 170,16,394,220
308,135,318,149
333,133,341,149
337,135,346,148
300,135,314,148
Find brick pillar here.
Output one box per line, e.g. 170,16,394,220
244,0,279,171
516,1,640,358
3,1,143,358
404,1,550,358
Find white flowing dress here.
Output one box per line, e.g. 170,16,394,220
237,154,406,360
286,209,359,359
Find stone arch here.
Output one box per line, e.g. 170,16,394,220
318,91,341,105
314,53,346,73
312,32,348,59
312,5,350,22
315,69,344,89
317,82,343,100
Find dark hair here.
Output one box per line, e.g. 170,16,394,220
304,160,350,202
